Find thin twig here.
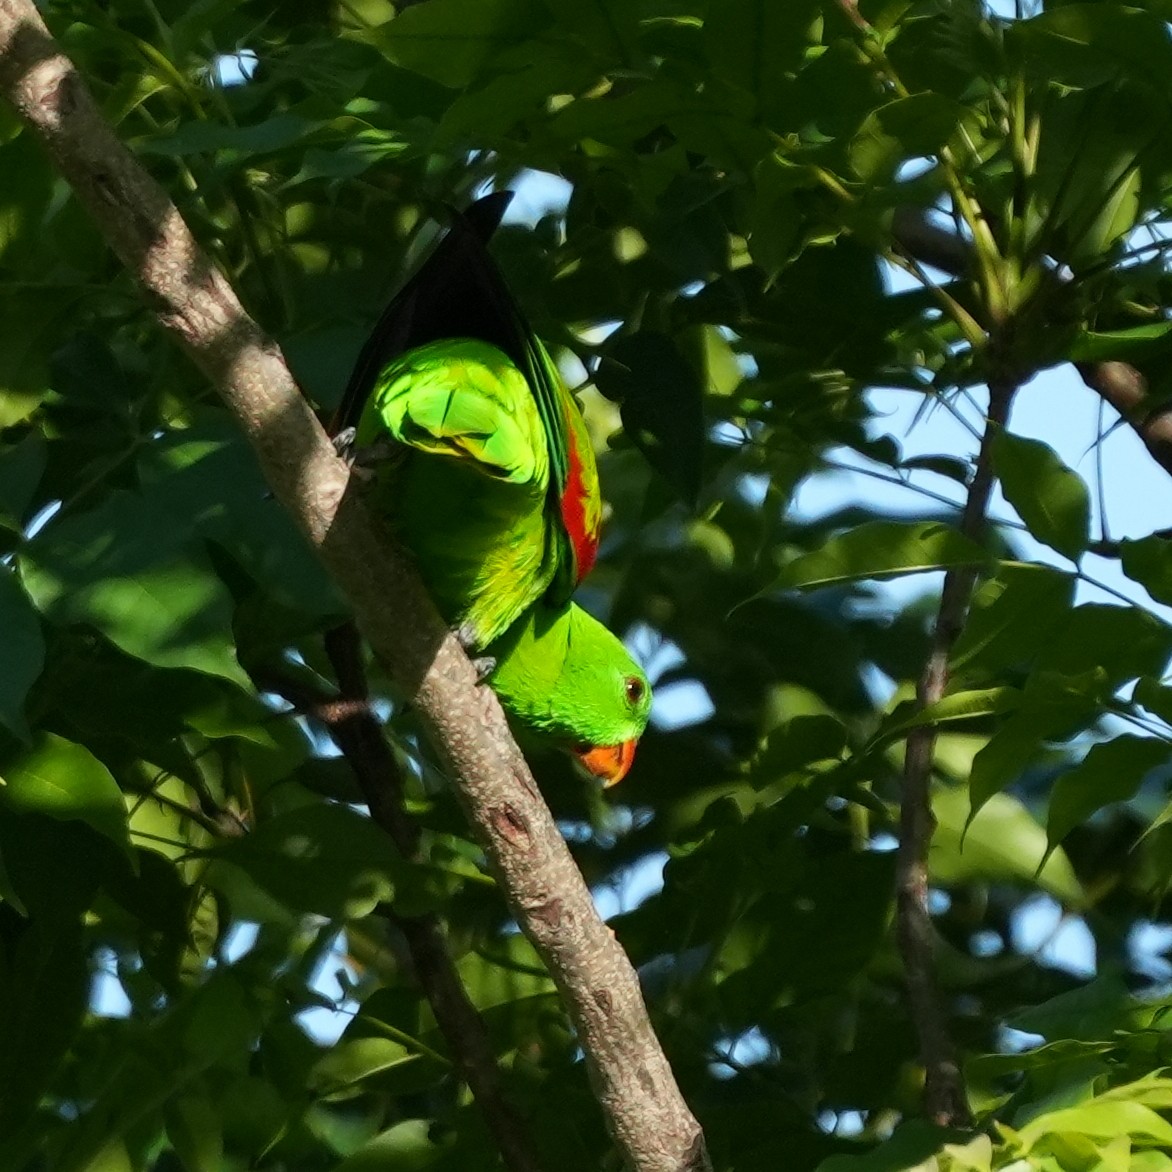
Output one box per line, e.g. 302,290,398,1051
898,375,1015,1127
259,629,545,1172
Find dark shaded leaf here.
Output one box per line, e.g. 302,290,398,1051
370,0,546,88
20,490,251,687
594,331,704,505
207,803,402,922
1046,735,1169,853
0,566,42,739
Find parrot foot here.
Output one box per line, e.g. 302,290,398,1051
470,656,497,683
333,429,401,482
454,621,480,652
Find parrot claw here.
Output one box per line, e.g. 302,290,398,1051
453,621,480,652
470,656,497,683
332,427,358,460
334,430,402,482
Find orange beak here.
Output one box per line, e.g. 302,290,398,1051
572,740,638,787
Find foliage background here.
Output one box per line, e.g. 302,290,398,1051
4,0,1172,1168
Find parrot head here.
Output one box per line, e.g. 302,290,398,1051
486,603,653,786
569,666,650,786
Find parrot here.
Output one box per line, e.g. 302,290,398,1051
332,192,651,784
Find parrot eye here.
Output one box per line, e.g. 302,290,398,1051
624,676,645,705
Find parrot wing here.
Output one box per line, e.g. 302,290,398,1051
333,192,600,602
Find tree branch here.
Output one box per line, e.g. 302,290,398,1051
0,5,710,1168
891,207,1172,480
897,375,1015,1127
258,627,544,1172
1074,361,1172,480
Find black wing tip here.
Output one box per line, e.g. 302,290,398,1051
331,189,518,434
459,190,514,241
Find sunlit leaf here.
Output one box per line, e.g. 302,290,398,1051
933,786,1082,904
2,732,131,858
992,431,1090,561
849,94,968,182
776,520,987,590
20,490,251,688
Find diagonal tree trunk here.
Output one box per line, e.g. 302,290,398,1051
0,4,710,1168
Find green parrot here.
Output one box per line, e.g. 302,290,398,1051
333,192,651,784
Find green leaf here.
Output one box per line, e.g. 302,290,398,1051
1100,1071,1172,1110
968,669,1103,819
308,1036,440,1099
952,564,1075,675
1135,676,1172,726
20,490,251,688
1046,735,1168,854
333,1121,440,1172
0,133,54,269
0,565,43,739
817,1119,963,1172
849,94,968,183
165,1082,224,1172
138,421,339,617
0,289,78,427
1010,5,1172,91
2,733,131,858
1008,974,1157,1042
885,687,1021,738
1070,322,1172,364
0,917,88,1133
1120,535,1172,606
991,431,1090,560
749,154,821,276
540,0,639,64
705,0,820,108
0,431,46,532
206,803,401,922
750,714,846,787
594,332,704,505
182,973,260,1065
1017,1100,1172,1148
1036,604,1169,686
932,786,1081,904
900,454,972,484
139,115,321,158
369,0,545,88
776,520,987,590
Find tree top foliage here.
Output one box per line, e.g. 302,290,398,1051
4,0,1172,1169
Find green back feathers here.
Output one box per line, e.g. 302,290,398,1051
357,340,558,649
356,339,548,488
334,192,599,602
